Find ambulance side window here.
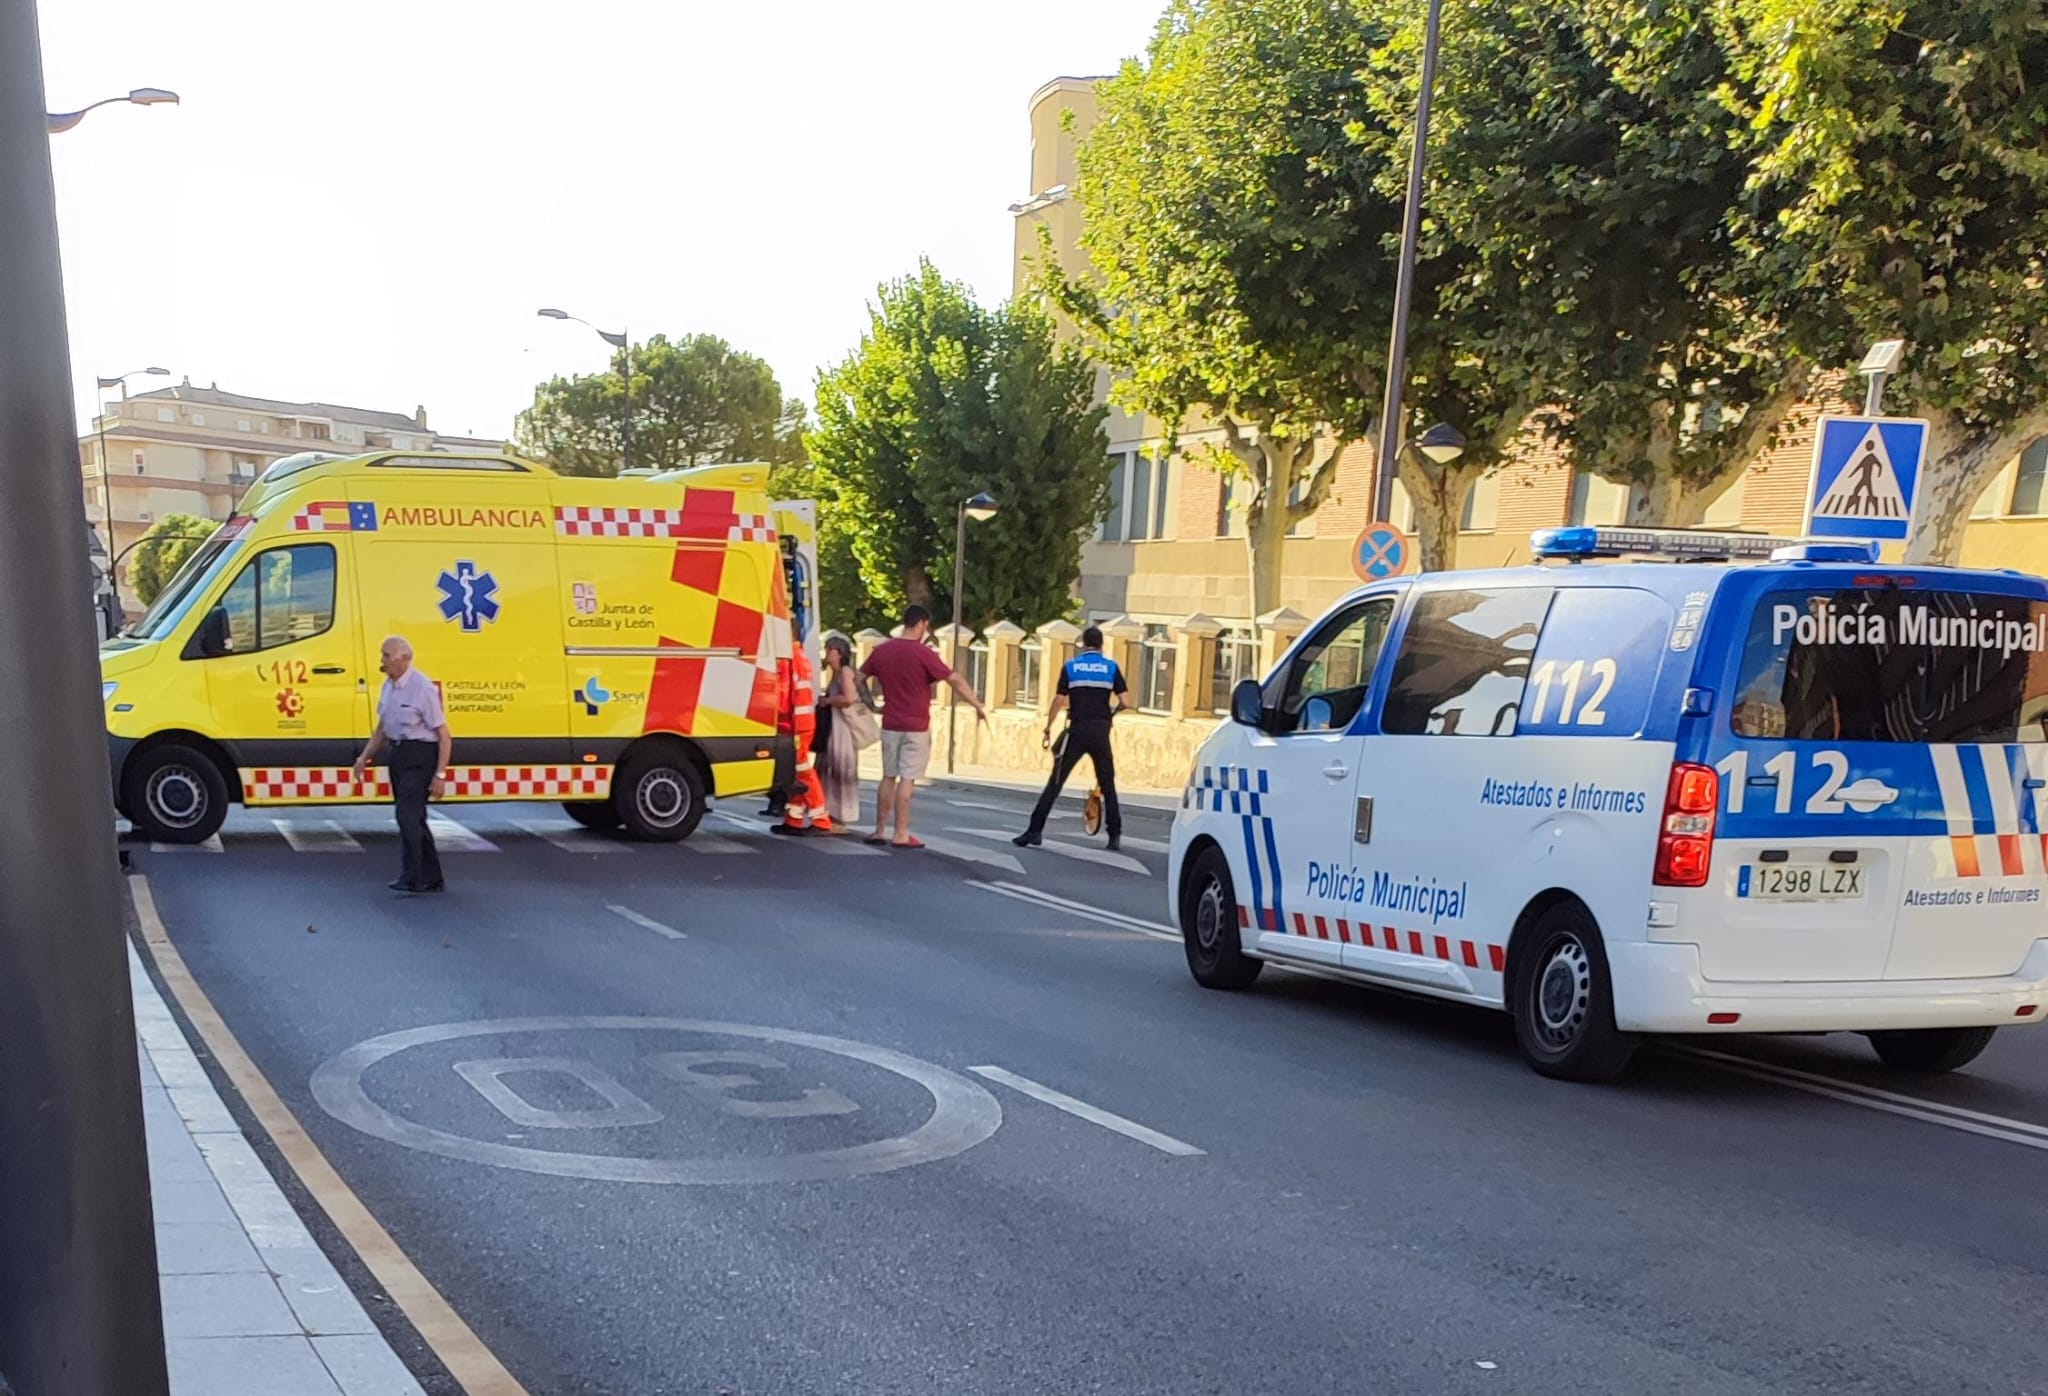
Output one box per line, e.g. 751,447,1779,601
1382,586,1555,736
1264,597,1395,734
209,544,336,654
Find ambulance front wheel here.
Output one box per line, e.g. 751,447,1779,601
1510,902,1638,1082
124,743,229,845
1179,845,1262,990
1865,1025,1997,1073
613,747,706,842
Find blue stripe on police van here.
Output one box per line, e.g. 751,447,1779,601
1240,815,1266,931
1958,746,1998,837
1260,814,1287,932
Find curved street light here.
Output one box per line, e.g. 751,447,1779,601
948,492,1000,774
538,307,632,473
46,87,179,135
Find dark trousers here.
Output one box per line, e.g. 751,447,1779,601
389,740,444,888
1025,721,1120,838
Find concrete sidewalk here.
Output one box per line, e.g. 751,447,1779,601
133,943,427,1396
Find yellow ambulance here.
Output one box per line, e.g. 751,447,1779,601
100,450,817,844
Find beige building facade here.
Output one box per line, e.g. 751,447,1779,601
938,76,2048,791
80,380,501,613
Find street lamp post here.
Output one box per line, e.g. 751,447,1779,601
4,5,172,1391
94,366,170,616
947,492,999,775
538,308,632,473
1372,0,1448,527
45,86,178,134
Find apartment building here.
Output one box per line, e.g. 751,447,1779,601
937,76,2048,789
80,379,502,612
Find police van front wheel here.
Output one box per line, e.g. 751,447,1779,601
1179,846,1262,990
1865,1026,1997,1073
613,749,705,842
1511,904,1638,1082
124,744,228,845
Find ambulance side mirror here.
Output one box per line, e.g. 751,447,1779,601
191,606,230,659
1229,678,1265,729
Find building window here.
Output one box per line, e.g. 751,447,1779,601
2012,441,2048,517
1138,623,1176,711
1568,472,1629,526
1390,476,1417,533
137,510,152,522
236,418,251,432
1217,474,1247,538
1015,638,1043,707
156,407,175,422
965,639,990,702
132,450,145,466
258,421,271,434
1461,472,1501,532
1209,628,1259,712
190,412,205,426
1100,453,1128,542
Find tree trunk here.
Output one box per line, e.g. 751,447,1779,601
902,565,937,615
1399,456,1481,572
1245,492,1291,626
1904,410,2048,565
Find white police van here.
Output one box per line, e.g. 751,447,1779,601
1169,527,2048,1081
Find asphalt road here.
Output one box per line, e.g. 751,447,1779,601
132,777,2048,1395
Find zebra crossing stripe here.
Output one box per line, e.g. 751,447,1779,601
426,813,498,853
271,820,362,853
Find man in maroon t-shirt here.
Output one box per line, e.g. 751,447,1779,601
859,604,988,847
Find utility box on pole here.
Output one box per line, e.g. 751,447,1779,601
0,0,172,1389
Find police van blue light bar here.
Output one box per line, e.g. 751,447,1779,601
1530,527,1879,564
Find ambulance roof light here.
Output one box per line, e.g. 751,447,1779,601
1529,526,1850,564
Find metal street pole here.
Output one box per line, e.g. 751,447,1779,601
948,499,967,775
1372,0,1447,526
0,1,171,1390
621,331,632,474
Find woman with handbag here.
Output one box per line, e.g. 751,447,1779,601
818,632,874,829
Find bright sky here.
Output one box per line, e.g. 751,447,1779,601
39,0,1162,440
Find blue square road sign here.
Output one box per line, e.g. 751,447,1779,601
1806,415,1928,542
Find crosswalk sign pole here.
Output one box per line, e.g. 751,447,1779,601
0,2,172,1390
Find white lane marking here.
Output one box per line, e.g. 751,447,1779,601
512,818,630,853
607,904,687,940
272,819,362,853
974,882,1180,942
943,798,1024,813
427,812,498,853
150,834,224,853
810,836,886,856
1674,1046,2048,1151
1006,830,1151,875
913,832,1026,877
683,833,757,855
1079,831,1169,855
969,1065,1204,1157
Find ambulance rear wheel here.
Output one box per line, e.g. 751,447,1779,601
1511,903,1637,1082
562,801,621,832
1865,1025,1997,1073
1179,845,1261,990
614,748,705,842
124,743,228,845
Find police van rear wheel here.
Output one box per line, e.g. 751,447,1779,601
562,801,621,832
613,749,705,842
1511,904,1637,1082
1865,1025,1997,1073
125,744,228,845
1180,846,1261,990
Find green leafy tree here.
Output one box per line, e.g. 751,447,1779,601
1425,0,1810,525
1052,0,1539,599
1719,0,2048,560
129,514,218,605
808,261,1109,631
514,333,791,477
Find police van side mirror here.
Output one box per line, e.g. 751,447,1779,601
1229,678,1265,728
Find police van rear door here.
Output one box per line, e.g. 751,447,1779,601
1708,575,2048,982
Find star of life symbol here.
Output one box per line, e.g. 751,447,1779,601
437,561,501,632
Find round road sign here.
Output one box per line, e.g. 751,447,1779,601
1351,523,1410,581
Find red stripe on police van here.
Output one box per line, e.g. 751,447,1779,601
1408,930,1424,956
1998,835,2025,877
1952,836,1983,878
1293,913,1309,937
1489,944,1506,973
1335,919,1351,945
1237,905,1250,929
1460,940,1479,968
1434,935,1451,961
1313,915,1329,941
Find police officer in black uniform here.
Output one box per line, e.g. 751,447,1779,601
1014,625,1127,851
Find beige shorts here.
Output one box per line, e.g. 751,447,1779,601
879,728,932,780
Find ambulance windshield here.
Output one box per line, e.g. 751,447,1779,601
1731,588,2048,744
126,531,246,642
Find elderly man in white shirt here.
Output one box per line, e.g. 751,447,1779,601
351,635,452,894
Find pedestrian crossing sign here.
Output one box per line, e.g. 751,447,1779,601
1805,415,1928,541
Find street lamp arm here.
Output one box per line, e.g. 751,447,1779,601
46,88,179,135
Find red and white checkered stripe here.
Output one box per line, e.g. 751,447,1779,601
1237,905,1509,975
553,506,776,542
241,765,613,803
290,501,351,532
